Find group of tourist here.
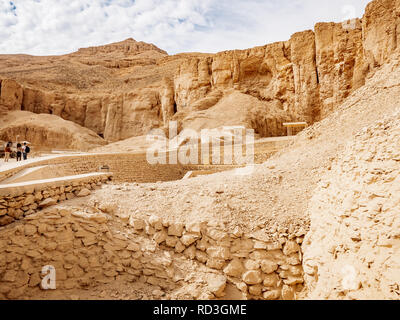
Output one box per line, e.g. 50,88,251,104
3,141,31,163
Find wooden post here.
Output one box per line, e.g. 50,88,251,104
283,122,307,137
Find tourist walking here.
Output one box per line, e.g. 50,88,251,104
16,143,22,162
4,142,11,162
22,142,30,160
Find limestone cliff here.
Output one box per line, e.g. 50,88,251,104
315,20,366,118
0,0,399,147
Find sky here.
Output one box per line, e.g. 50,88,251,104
0,0,371,56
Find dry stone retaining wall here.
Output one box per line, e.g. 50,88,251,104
0,153,186,184
0,207,181,299
0,153,248,186
0,173,112,227
0,204,306,300
129,215,306,300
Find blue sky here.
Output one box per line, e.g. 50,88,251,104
0,0,371,56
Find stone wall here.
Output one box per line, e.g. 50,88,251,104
0,151,254,186
0,173,112,227
0,207,180,299
129,215,306,300
0,203,305,300
0,154,186,184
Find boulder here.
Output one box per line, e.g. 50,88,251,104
207,275,227,298
39,198,57,208
77,188,91,197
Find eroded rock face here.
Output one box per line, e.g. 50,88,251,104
362,0,400,69
99,89,164,142
0,0,399,146
174,0,400,131
290,31,319,123
0,79,23,111
315,21,367,118
174,57,213,112
174,41,297,122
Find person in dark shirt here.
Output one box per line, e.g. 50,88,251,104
16,143,22,162
22,143,30,160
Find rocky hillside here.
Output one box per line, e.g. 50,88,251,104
303,109,400,300
0,111,107,151
0,0,399,146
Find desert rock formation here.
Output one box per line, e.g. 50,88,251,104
1,0,400,148
0,111,107,151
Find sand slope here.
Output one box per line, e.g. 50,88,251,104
0,111,106,151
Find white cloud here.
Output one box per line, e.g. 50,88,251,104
0,0,371,55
